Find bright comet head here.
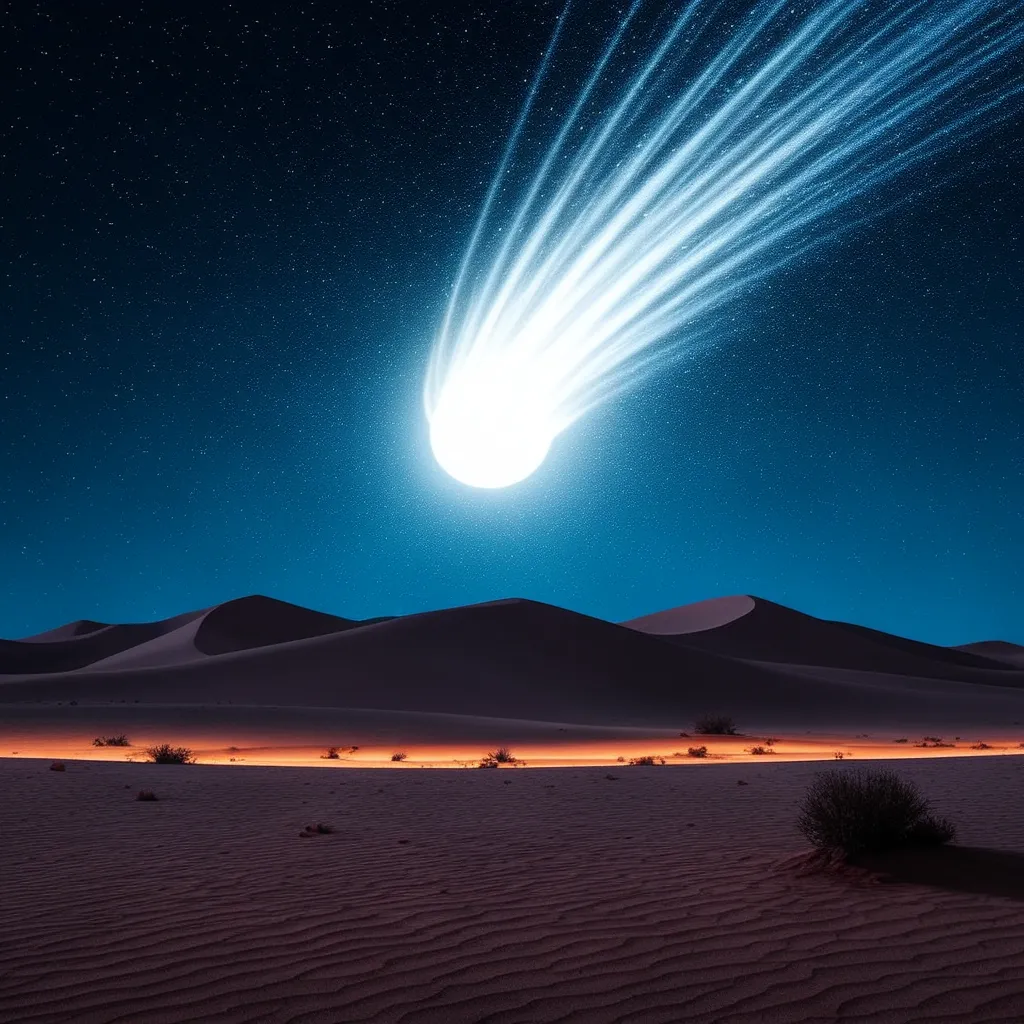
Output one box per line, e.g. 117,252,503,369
428,363,556,488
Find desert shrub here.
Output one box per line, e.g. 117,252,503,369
971,742,992,750
93,734,130,747
893,737,908,743
146,743,195,765
797,768,956,857
695,714,737,735
136,790,158,801
628,755,661,766
322,747,340,759
687,745,708,758
616,755,626,763
764,737,778,747
390,751,408,762
833,752,846,760
479,746,520,767
915,738,954,748
480,746,521,767
748,745,775,756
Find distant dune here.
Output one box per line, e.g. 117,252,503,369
2,593,1023,738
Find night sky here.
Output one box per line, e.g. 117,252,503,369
3,1,1022,644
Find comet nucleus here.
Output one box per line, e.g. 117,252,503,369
428,367,555,489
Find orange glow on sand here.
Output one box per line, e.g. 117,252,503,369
5,732,1024,768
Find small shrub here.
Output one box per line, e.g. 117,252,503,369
136,790,158,801
695,714,737,735
146,743,195,764
391,751,408,762
322,747,340,760
49,761,66,772
833,752,846,759
971,742,992,750
93,734,131,747
480,746,521,767
687,745,709,758
797,768,956,858
628,755,658,766
748,745,776,755
893,737,908,743
764,737,778,747
616,755,626,763
915,738,954,748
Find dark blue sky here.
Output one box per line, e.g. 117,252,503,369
2,1,1022,644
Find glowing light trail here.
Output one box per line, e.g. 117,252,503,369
425,0,1023,488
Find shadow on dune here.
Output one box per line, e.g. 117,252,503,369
855,845,1024,903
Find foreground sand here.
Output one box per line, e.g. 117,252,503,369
3,755,1024,1023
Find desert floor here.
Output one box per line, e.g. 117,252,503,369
3,754,1024,1024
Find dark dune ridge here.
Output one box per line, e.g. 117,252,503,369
954,640,1024,668
1,594,1023,732
625,596,1017,681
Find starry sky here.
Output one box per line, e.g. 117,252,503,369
2,1,1022,644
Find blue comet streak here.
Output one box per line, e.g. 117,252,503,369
425,0,1023,489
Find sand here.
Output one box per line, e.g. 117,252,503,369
2,754,1023,1023
4,593,1024,1020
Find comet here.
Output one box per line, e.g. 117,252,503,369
425,0,1023,488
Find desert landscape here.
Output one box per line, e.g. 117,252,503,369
3,593,1024,1022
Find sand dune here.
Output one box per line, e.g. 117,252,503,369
2,595,1024,740
17,618,109,642
2,755,1022,1024
956,640,1024,667
0,608,206,675
621,594,755,634
193,594,362,655
632,595,1018,682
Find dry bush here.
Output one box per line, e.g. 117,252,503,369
695,715,737,735
146,743,195,764
687,745,709,758
628,755,664,766
797,768,956,857
748,745,776,756
390,751,408,762
321,747,340,759
916,737,955,748
93,735,130,747
971,742,993,750
480,746,521,767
